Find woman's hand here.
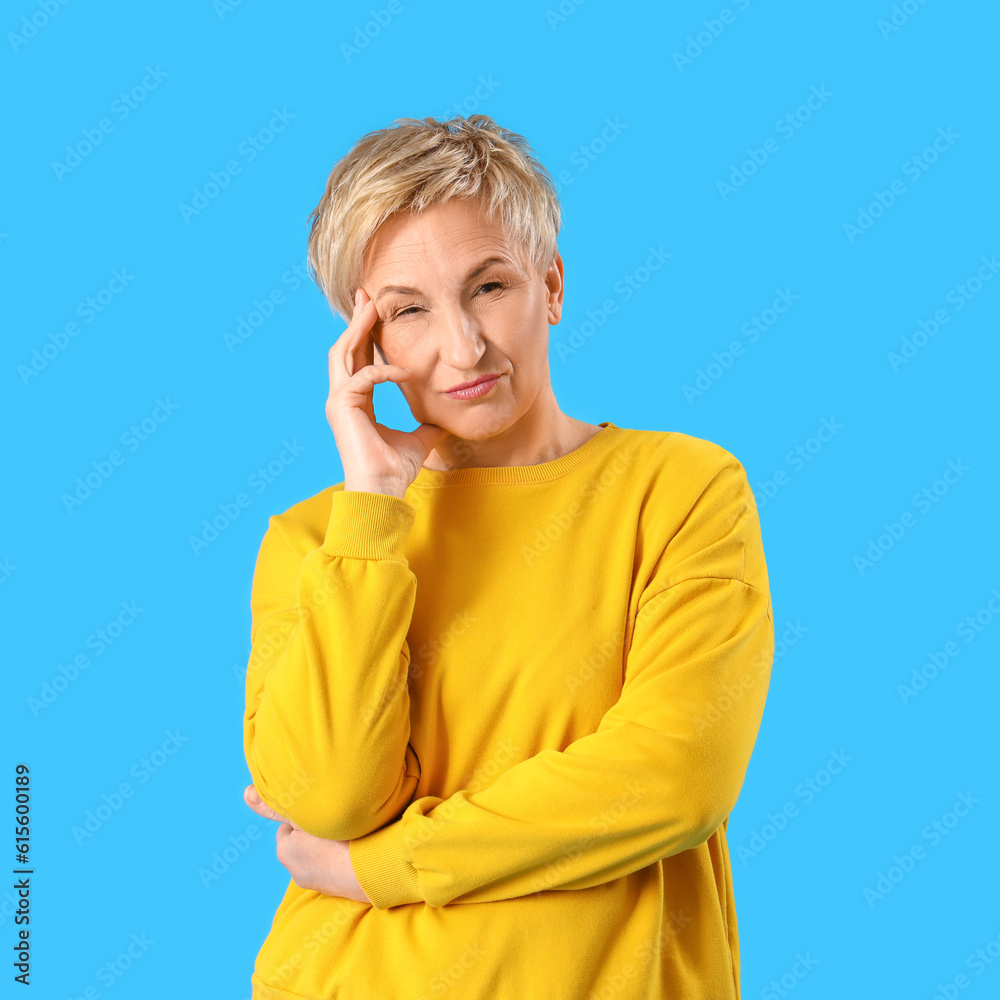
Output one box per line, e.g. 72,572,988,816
243,785,371,904
327,287,448,496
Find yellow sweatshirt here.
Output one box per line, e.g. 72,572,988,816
244,420,774,1000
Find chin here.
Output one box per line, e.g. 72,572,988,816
446,404,520,440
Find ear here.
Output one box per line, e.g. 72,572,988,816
544,250,565,325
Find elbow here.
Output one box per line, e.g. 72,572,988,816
251,769,377,841
295,808,383,843
668,806,730,855
250,761,415,841
666,779,742,854
290,793,411,842
687,783,744,849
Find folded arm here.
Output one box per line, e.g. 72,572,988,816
244,489,422,841
347,457,775,908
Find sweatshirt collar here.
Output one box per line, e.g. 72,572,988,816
410,421,621,487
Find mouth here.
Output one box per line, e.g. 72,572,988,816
443,373,503,399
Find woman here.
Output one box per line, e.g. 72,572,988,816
241,114,774,1000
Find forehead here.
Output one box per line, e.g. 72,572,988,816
363,200,522,280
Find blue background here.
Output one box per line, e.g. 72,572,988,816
3,1,998,997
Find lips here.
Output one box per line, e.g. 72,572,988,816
444,373,502,393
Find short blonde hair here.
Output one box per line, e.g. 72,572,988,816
306,114,563,323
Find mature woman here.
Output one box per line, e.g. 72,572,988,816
241,114,774,1000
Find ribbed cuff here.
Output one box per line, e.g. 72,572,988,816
321,488,416,561
349,819,424,909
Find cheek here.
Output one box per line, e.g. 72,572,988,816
382,333,438,383
502,303,548,366
379,327,420,361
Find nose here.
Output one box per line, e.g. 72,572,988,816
436,305,486,370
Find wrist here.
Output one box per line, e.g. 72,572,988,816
343,480,408,498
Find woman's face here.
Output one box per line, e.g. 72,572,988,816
360,198,564,441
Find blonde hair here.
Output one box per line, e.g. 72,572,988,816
306,114,563,323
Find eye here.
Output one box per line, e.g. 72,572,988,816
388,281,506,321
392,305,421,320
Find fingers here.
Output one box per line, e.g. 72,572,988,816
409,422,449,458
332,288,379,381
330,365,415,416
347,301,377,379
244,784,289,824
327,291,394,432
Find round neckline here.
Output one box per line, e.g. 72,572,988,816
411,421,621,487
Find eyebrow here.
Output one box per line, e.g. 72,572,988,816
374,256,514,303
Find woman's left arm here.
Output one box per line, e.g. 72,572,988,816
343,456,777,909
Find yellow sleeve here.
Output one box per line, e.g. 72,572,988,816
348,457,775,908
244,489,421,841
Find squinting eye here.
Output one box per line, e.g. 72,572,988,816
390,282,505,321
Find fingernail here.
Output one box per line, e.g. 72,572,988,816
354,289,361,306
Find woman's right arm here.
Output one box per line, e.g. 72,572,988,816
244,487,422,842
244,285,446,842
